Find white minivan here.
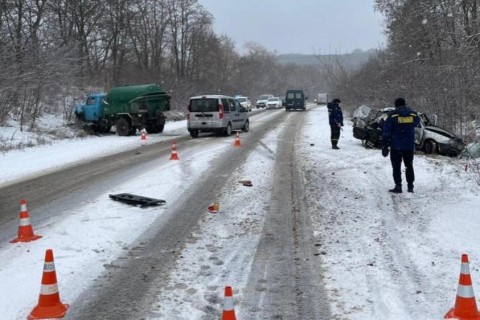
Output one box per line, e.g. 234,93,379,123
187,95,250,138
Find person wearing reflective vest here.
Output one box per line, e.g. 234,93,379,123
381,98,420,193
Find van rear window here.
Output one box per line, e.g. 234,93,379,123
287,92,304,99
190,98,218,112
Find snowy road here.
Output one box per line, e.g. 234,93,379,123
65,108,331,319
3,108,332,319
2,104,480,319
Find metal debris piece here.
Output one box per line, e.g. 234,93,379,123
238,180,253,187
109,193,166,207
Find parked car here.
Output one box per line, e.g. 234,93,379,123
256,94,274,108
187,95,249,138
285,89,306,111
235,96,252,111
266,97,282,109
352,105,466,156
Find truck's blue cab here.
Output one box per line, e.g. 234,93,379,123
75,93,106,122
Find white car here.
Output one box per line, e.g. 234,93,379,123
187,95,250,138
266,97,282,109
235,96,252,111
256,94,274,108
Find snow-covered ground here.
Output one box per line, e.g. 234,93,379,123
1,106,480,319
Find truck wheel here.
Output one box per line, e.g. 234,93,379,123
146,123,164,134
224,123,232,136
101,125,112,133
116,118,130,136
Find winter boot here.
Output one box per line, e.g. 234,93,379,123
388,185,402,193
407,184,414,193
332,145,340,150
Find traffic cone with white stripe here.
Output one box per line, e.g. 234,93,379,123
233,132,241,147
169,141,179,160
10,198,42,243
445,254,480,319
28,249,69,319
140,129,148,141
222,286,237,320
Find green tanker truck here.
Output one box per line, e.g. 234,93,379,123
75,84,171,136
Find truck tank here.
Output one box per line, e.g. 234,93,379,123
104,84,171,136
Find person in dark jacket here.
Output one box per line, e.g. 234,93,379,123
381,97,420,193
327,98,343,149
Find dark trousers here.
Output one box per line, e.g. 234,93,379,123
330,126,340,146
390,149,415,187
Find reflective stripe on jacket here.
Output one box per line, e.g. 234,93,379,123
382,106,419,151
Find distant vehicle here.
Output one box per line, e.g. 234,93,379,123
235,96,252,111
317,93,329,105
266,97,282,109
75,84,171,136
187,95,250,138
256,94,274,108
352,105,465,156
285,89,306,111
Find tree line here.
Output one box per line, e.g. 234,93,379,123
0,0,327,130
4,1,477,140
330,0,480,139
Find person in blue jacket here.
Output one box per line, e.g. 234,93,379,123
381,97,420,193
328,98,343,149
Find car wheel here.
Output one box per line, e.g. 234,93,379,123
424,140,437,154
190,130,199,138
242,120,249,132
224,123,232,136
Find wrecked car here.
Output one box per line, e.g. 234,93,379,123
352,105,466,157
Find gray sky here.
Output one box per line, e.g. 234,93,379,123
198,0,386,55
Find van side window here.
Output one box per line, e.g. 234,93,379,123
221,98,229,112
230,99,236,111
227,99,235,112
234,100,241,111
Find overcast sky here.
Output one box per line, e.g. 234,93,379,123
198,0,386,55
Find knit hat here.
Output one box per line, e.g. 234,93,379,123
332,98,341,103
394,98,406,108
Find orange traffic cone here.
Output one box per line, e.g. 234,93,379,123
169,141,179,160
208,202,220,214
221,286,237,320
234,132,241,147
445,254,480,319
28,249,69,320
10,198,42,243
140,129,148,141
